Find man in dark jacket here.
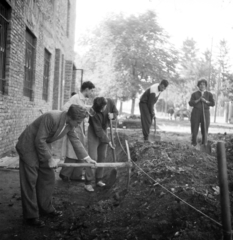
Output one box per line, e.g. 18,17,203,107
16,105,95,227
139,79,169,142
87,97,118,192
189,79,215,147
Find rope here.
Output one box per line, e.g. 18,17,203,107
114,120,227,230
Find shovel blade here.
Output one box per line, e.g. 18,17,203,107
103,169,117,188
200,144,211,154
149,134,161,142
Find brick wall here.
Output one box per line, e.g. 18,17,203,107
0,0,76,157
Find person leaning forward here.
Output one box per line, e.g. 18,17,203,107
16,105,96,227
59,81,95,187
86,97,118,192
189,79,215,147
139,79,169,143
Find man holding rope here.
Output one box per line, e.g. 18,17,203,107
16,105,95,227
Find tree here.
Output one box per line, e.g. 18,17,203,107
76,11,178,114
177,38,200,106
217,39,232,98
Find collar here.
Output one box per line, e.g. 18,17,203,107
79,91,86,100
199,90,206,95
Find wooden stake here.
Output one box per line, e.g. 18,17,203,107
217,142,232,240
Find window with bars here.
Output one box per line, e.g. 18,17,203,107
24,29,36,100
42,49,50,101
0,2,10,93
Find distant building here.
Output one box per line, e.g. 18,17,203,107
0,0,79,156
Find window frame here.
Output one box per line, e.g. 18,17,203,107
0,2,10,94
24,28,36,100
42,48,51,101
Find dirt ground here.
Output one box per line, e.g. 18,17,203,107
1,118,233,240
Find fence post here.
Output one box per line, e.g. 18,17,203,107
217,141,232,240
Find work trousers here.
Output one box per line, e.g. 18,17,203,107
190,108,210,146
61,157,94,184
88,125,108,182
19,160,55,219
139,102,153,140
60,125,88,180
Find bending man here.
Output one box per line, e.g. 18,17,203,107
87,97,118,192
16,105,95,227
139,79,169,142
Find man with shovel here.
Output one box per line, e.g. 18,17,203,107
189,79,215,149
87,97,118,192
139,79,169,143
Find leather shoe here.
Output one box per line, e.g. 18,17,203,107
25,218,45,228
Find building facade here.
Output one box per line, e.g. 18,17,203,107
0,0,78,156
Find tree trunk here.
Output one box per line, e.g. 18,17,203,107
114,98,118,106
224,101,229,123
131,97,136,115
119,101,123,115
229,102,233,124
214,72,221,123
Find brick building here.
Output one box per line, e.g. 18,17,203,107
0,0,79,157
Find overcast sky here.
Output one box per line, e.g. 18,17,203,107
75,0,233,62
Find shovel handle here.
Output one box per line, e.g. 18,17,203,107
125,140,131,190
110,119,117,162
154,117,156,134
202,102,207,145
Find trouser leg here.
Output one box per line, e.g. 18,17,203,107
139,103,152,140
19,160,39,219
96,143,108,182
200,110,210,144
190,109,201,146
88,126,99,184
36,166,55,214
60,158,76,179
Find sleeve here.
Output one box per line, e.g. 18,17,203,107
206,92,215,107
148,93,156,116
67,129,89,159
189,93,197,107
110,99,119,119
34,114,54,164
91,115,110,143
62,95,81,111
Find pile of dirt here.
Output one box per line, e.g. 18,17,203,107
48,140,226,240
3,131,233,240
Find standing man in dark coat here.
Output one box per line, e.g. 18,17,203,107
139,79,169,142
189,79,215,147
16,105,96,227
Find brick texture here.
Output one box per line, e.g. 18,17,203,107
0,0,77,157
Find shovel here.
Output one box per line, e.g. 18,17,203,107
105,118,117,186
200,102,211,154
149,117,161,142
